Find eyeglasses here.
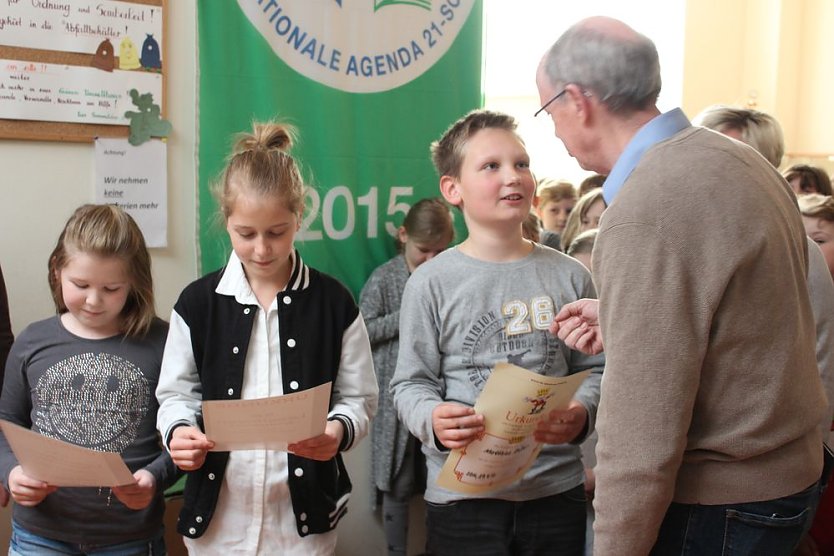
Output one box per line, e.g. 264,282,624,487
534,88,567,117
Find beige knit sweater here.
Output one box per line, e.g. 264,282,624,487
591,127,826,555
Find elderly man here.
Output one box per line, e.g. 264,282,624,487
537,17,827,555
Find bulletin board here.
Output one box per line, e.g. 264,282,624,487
0,0,165,143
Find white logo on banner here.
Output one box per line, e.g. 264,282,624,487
236,0,474,93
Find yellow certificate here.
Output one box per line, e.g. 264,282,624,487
436,363,590,494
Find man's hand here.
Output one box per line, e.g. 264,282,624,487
551,298,604,354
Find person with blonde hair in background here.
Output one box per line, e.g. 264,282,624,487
535,178,576,250
698,105,834,445
559,188,605,253
694,105,785,168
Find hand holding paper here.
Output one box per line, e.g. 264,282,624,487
288,419,344,461
432,402,485,450
169,426,214,471
8,465,57,507
0,420,135,489
112,469,156,510
436,364,591,494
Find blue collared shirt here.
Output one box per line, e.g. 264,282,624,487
602,108,692,205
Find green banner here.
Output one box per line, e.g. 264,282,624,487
198,0,482,297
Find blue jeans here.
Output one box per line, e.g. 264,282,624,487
425,485,587,556
8,522,166,556
650,481,821,555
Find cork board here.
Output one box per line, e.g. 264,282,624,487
0,0,165,143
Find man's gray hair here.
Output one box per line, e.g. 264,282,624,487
542,21,661,114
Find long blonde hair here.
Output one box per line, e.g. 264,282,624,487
48,204,155,338
560,189,605,252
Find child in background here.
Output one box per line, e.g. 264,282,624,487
577,174,606,197
798,195,834,556
800,193,834,279
783,164,833,196
156,121,378,555
0,204,175,555
391,109,604,556
566,229,598,274
360,197,454,556
522,210,542,243
560,189,606,252
535,179,576,250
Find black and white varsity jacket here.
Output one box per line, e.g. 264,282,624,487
156,252,377,539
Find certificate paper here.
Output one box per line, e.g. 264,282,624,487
437,364,591,494
203,382,332,451
0,420,136,487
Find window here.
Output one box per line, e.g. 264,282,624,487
482,1,685,185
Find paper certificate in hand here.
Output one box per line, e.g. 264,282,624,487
203,381,332,451
0,420,136,487
437,364,591,494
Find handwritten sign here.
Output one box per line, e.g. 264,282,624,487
95,137,167,247
0,59,161,125
0,0,163,57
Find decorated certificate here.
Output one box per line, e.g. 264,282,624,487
437,364,591,494
203,382,332,451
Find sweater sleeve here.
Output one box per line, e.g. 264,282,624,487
807,239,834,442
592,223,707,555
390,276,445,448
358,268,400,346
0,333,33,486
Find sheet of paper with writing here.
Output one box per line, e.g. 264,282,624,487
203,381,332,451
0,420,136,487
437,364,591,494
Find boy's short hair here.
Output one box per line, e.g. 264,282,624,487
431,109,520,178
537,180,576,204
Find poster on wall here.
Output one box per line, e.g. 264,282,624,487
0,59,162,125
0,0,165,142
0,0,163,59
198,0,483,297
94,137,167,248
